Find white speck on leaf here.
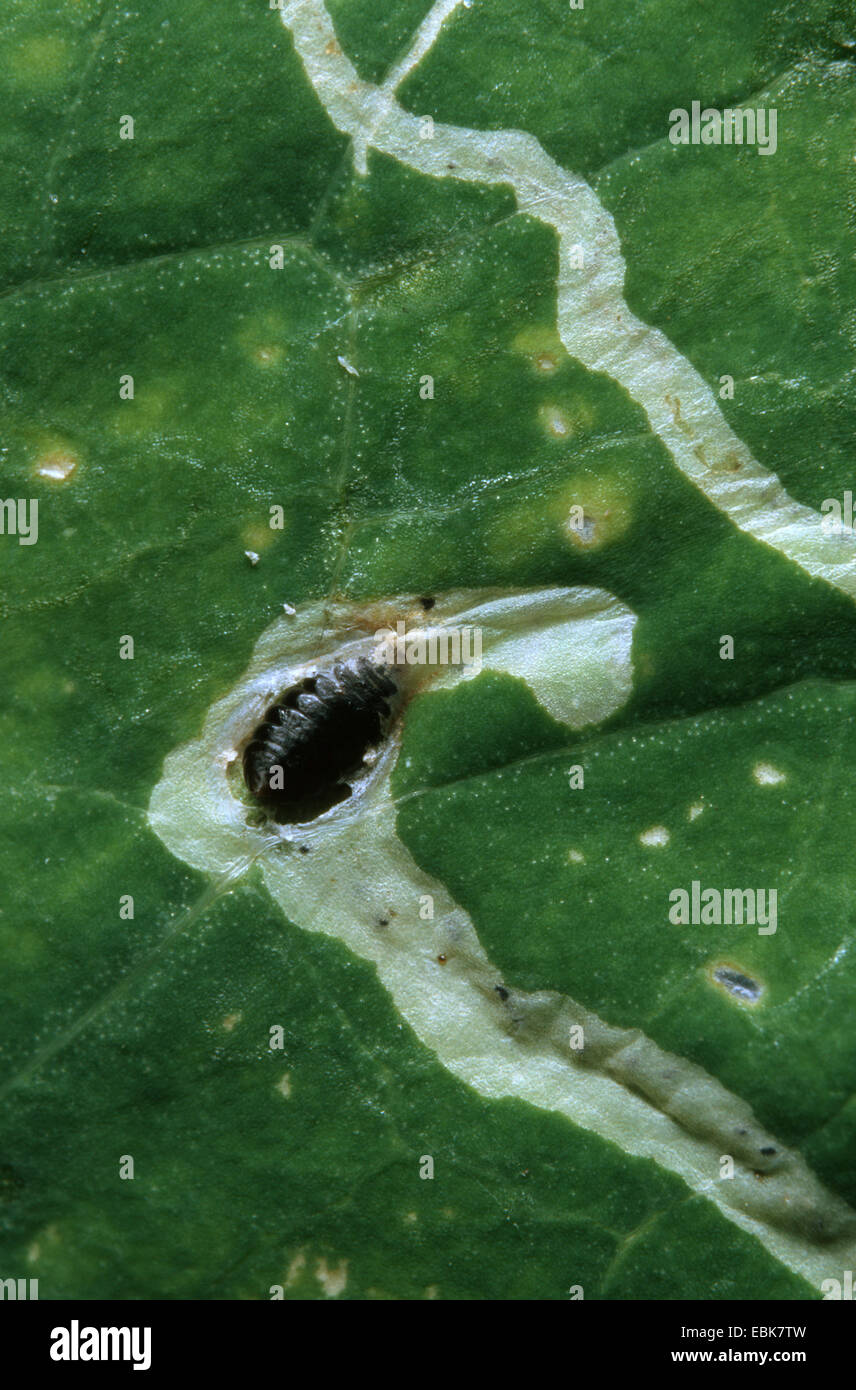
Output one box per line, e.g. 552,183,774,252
639,825,670,847
753,761,786,786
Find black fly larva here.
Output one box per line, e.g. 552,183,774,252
242,657,398,822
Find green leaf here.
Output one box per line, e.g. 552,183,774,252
1,0,855,1300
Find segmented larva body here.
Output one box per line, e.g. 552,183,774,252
242,657,398,819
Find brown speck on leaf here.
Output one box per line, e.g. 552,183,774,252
325,37,341,55
437,954,447,964
666,394,693,437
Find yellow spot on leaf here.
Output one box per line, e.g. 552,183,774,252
639,825,670,847
315,1257,348,1297
241,521,278,553
110,381,178,436
236,313,288,369
35,448,78,482
9,35,72,88
252,344,284,368
284,1250,306,1289
485,474,632,565
539,404,572,438
753,761,786,786
559,477,632,551
512,325,568,375
26,1223,60,1265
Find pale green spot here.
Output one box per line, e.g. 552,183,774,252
8,34,73,89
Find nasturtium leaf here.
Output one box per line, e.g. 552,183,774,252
1,0,854,1301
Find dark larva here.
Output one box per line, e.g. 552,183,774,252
242,657,398,822
713,966,763,1003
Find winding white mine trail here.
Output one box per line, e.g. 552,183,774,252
279,0,856,601
150,590,856,1291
